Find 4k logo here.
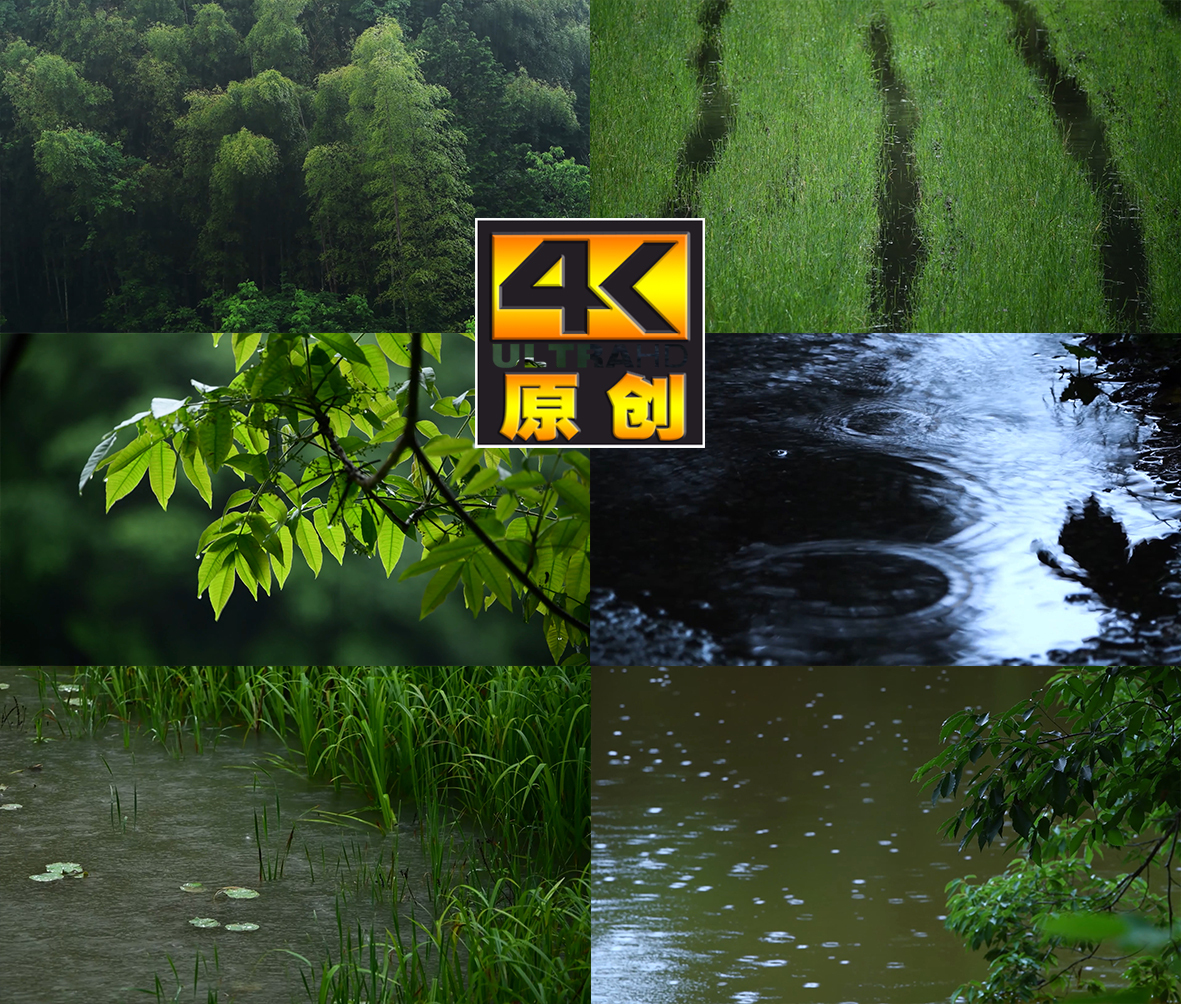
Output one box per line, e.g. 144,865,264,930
480,219,702,341
474,218,705,448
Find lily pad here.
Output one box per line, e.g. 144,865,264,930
219,886,259,900
30,872,63,882
188,917,220,928
180,882,206,893
46,862,82,875
0,803,21,811
0,682,9,689
225,923,259,932
57,684,80,694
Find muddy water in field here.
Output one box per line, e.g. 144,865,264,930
591,334,1181,665
0,670,446,1004
665,0,734,217
592,666,1080,1004
868,19,925,332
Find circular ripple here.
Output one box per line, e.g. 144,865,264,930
725,540,972,623
830,405,937,440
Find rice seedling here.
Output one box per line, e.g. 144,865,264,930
592,0,702,216
1029,0,1181,336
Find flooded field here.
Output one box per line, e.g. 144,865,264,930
0,666,589,1003
592,334,1181,666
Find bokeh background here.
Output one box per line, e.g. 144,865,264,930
0,333,550,664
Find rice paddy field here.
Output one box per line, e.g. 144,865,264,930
592,0,1181,335
0,666,588,1003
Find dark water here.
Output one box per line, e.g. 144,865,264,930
592,666,1073,1004
592,334,1180,665
0,669,450,1003
868,20,925,332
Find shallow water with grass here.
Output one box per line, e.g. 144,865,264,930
0,666,589,1003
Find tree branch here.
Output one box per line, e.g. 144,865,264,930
317,333,589,637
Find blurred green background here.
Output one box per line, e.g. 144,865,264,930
0,333,550,664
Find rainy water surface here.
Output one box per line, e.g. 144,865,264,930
0,669,449,1003
592,334,1180,664
592,666,1058,1004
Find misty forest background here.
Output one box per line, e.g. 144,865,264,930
0,0,589,332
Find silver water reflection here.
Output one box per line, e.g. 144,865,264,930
592,666,1053,1004
592,334,1179,664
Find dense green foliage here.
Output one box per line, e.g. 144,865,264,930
28,664,590,1002
78,333,589,663
1,0,589,331
914,667,1181,1003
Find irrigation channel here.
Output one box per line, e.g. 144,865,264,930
663,0,734,217
0,667,589,1004
591,667,1151,1004
591,334,1181,666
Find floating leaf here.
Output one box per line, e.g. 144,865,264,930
219,886,260,900
225,922,259,932
46,862,82,874
30,872,62,882
189,917,220,928
180,882,206,893
1,803,22,810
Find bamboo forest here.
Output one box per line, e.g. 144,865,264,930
0,0,589,332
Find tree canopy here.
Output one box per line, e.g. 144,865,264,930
914,666,1181,1003
0,0,589,331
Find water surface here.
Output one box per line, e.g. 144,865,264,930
592,333,1180,664
592,666,1056,1004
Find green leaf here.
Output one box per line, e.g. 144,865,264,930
207,553,236,620
421,435,472,457
237,535,271,596
197,406,233,472
79,432,118,493
314,506,346,565
148,440,178,511
1040,912,1127,942
421,334,443,362
294,516,322,577
400,535,485,578
377,513,407,578
232,333,262,372
375,332,410,365
271,524,294,588
550,476,590,519
104,430,157,475
105,442,153,512
421,562,462,617
179,434,213,508
150,397,189,420
473,550,514,612
565,547,589,602
251,345,293,398
462,464,502,496
225,453,270,482
314,333,368,364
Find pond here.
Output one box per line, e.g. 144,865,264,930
592,666,1064,1004
592,333,1181,665
0,669,463,1003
